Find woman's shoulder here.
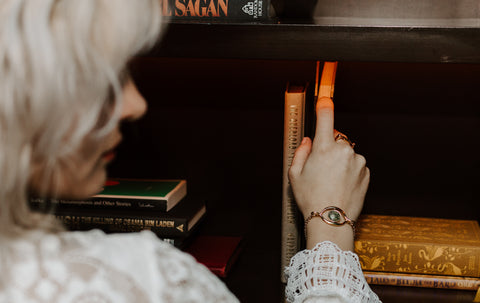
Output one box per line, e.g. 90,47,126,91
1,229,238,303
10,228,179,264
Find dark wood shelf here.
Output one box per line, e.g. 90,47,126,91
150,19,480,63
119,58,480,303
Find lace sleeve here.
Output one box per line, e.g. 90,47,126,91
284,241,381,303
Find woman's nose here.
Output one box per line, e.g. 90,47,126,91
120,79,147,121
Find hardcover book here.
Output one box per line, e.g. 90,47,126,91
185,235,244,278
159,222,202,249
355,214,480,278
30,178,187,212
160,0,271,20
53,196,207,238
280,82,307,283
364,270,480,291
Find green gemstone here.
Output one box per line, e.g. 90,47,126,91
328,210,341,222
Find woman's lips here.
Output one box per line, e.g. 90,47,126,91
101,149,116,162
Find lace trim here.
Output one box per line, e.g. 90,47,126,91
285,241,381,303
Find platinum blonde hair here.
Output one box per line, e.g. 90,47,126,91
0,0,163,235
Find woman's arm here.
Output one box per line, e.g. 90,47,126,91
285,97,380,303
289,97,369,250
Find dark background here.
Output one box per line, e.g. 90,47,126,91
109,58,480,302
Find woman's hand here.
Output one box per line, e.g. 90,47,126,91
288,97,370,250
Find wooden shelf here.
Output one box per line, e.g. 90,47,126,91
150,19,480,63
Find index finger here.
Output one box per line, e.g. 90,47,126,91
314,97,335,148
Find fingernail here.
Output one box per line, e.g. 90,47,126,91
301,137,308,144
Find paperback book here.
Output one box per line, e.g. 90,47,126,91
160,0,271,20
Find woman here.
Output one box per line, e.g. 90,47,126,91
0,0,379,302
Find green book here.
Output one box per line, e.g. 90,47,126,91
30,178,187,212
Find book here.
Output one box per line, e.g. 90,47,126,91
30,178,187,212
364,271,480,291
280,62,339,283
355,214,480,278
159,222,202,249
185,235,244,278
53,196,207,238
370,284,478,302
280,82,307,283
160,0,271,20
316,61,338,99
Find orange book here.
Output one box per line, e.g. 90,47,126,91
355,215,480,278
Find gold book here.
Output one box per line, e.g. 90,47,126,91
355,214,480,277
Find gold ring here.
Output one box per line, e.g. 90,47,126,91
335,133,355,148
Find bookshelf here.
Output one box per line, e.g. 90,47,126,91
152,20,480,63
113,16,480,303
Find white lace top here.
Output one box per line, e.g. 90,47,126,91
285,241,381,303
0,230,380,303
0,230,237,303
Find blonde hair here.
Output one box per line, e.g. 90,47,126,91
0,0,163,235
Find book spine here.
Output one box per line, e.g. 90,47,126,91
56,213,189,237
364,271,480,290
355,240,480,277
30,197,168,212
160,0,270,20
280,83,306,283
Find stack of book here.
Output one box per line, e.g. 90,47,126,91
30,178,207,248
355,214,480,291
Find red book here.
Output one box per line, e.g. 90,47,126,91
185,235,244,278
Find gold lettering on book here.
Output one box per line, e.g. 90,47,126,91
287,105,300,153
286,190,297,224
155,220,175,228
285,233,298,256
123,218,143,226
92,217,114,224
144,220,155,227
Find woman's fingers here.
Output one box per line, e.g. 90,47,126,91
289,137,312,179
313,97,335,149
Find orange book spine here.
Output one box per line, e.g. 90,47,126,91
364,271,480,290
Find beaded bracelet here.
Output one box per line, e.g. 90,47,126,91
304,206,356,238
